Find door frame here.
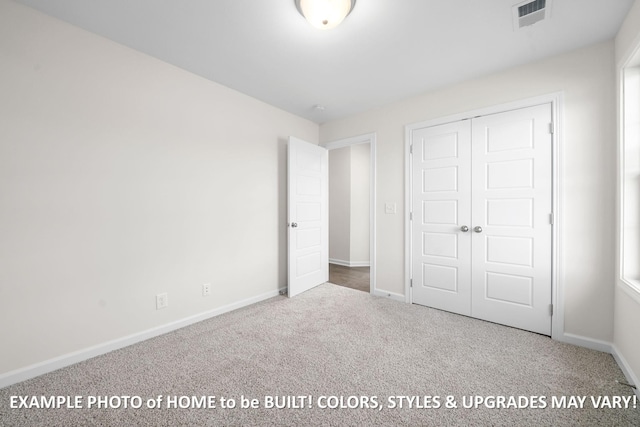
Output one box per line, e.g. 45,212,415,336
323,133,377,295
404,93,564,340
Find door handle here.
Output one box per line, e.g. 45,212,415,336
474,226,483,233
291,222,298,228
460,225,469,232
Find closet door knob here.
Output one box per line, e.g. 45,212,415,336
474,226,483,233
460,225,469,232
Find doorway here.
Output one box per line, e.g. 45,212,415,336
324,133,376,294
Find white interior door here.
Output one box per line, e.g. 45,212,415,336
470,104,553,335
411,120,472,316
410,103,553,335
288,137,328,297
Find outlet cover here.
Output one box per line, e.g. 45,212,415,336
202,283,211,296
156,293,168,310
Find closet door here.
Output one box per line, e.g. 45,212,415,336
411,120,472,316
410,103,553,336
470,104,553,335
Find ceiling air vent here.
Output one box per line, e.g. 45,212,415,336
512,0,551,29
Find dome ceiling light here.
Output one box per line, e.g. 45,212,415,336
294,0,357,30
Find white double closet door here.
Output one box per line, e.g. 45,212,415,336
411,104,553,335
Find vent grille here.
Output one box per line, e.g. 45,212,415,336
512,0,551,29
518,0,546,18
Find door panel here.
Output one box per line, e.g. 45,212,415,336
422,232,458,258
471,104,552,335
486,198,533,227
485,236,533,266
411,121,472,316
486,159,534,189
485,272,533,306
288,137,328,297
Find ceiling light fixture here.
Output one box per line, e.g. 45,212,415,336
294,0,356,30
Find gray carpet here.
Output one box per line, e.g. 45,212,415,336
1,283,638,426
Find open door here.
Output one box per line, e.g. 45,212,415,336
288,137,328,297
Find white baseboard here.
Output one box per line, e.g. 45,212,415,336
560,333,639,398
329,258,370,268
611,344,640,399
558,332,613,353
372,288,405,303
0,287,286,390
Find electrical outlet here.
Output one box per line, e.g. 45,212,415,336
202,283,211,296
156,293,168,310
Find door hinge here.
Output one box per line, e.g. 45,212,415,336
410,278,413,288
549,304,554,316
549,213,554,225
410,143,413,154
549,122,554,135
410,212,413,221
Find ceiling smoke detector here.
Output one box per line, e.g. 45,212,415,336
512,0,552,29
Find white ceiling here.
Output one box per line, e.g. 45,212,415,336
15,0,636,123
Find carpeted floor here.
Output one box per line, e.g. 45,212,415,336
1,283,638,426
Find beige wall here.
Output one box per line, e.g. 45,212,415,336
0,0,318,377
350,143,370,264
328,144,370,265
321,41,617,342
329,147,351,262
614,0,640,393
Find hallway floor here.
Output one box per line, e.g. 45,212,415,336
329,264,370,293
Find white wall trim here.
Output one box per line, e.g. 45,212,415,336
612,344,640,399
559,332,613,354
617,47,640,303
550,92,565,342
0,287,285,390
618,280,640,305
323,132,376,151
558,331,640,396
404,126,413,304
372,289,405,303
404,93,565,339
323,132,377,296
329,259,370,268
405,93,564,132
556,334,640,397
615,31,640,394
